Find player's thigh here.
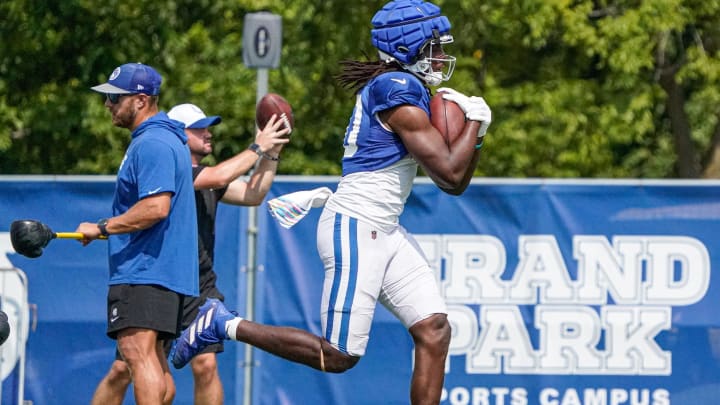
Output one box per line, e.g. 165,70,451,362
317,210,389,356
379,227,447,328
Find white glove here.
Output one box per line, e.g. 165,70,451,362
437,87,492,137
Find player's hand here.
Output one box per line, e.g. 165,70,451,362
255,114,290,154
437,87,492,137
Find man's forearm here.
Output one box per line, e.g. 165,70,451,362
104,193,171,234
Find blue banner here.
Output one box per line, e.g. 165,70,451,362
1,177,719,405
257,179,720,405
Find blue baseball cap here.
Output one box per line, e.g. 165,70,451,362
168,103,222,129
91,62,162,95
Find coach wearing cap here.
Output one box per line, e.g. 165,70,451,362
75,62,198,405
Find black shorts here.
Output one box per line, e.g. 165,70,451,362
176,269,225,355
182,269,225,329
106,284,184,341
113,272,226,360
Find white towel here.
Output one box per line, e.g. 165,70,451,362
266,187,333,229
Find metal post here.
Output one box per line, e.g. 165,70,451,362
241,11,280,403
243,67,268,405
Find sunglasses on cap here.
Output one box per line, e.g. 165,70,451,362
105,93,138,104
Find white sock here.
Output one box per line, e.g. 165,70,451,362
225,317,243,341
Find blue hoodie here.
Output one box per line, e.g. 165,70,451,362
108,112,199,296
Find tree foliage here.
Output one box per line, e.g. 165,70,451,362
1,0,719,178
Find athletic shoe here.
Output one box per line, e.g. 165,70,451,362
170,298,235,369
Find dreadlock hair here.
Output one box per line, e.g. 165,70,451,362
335,58,404,93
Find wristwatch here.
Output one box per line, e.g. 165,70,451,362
248,143,280,162
97,218,110,237
248,143,263,157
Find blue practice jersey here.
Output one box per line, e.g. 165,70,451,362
108,112,199,296
325,71,430,231
340,71,430,176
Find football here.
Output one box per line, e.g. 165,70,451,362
256,93,294,135
430,91,466,145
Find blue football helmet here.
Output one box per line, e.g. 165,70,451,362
371,0,456,86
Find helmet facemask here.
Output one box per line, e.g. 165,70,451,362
404,33,456,86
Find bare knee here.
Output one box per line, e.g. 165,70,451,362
410,314,451,354
321,340,360,373
191,353,219,383
117,339,143,366
117,330,168,398
106,360,132,386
